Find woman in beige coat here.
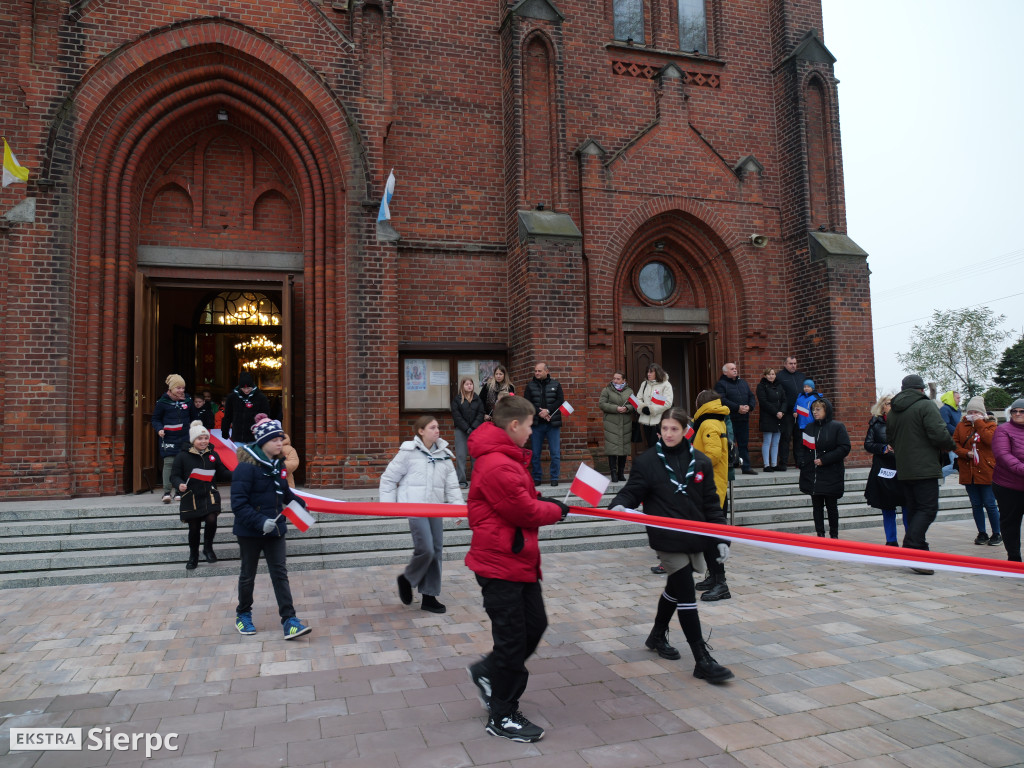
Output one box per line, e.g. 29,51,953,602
636,364,674,448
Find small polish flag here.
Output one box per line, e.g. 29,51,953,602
651,392,666,407
683,423,695,441
569,463,610,506
802,432,816,450
559,401,575,417
164,423,183,431
189,468,215,482
796,404,810,417
282,500,316,532
627,394,640,409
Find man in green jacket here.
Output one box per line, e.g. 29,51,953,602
887,374,956,567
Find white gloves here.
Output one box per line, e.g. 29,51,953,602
611,505,629,512
716,543,730,564
262,518,279,535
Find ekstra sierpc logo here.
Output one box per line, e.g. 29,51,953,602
10,728,179,758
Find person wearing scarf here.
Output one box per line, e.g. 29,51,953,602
170,420,232,569
231,416,312,640
609,407,734,685
222,371,271,443
598,371,636,483
152,373,196,504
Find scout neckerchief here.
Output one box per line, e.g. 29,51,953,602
243,444,286,500
236,385,259,409
656,438,696,494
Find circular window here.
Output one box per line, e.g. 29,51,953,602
637,261,676,303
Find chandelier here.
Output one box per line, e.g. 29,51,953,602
236,335,283,372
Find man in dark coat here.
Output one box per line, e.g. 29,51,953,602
887,374,956,571
714,362,757,474
222,371,271,444
775,355,806,470
523,362,565,486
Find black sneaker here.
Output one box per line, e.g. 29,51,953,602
468,661,492,710
988,533,1003,546
974,532,990,545
486,710,545,742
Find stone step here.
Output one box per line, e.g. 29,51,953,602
0,470,977,589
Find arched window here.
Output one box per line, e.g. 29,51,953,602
614,0,645,43
199,291,282,327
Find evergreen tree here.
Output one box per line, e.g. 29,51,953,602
994,336,1024,399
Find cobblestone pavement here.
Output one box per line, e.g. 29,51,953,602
1,517,1022,768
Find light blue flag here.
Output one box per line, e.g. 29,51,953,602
377,169,395,222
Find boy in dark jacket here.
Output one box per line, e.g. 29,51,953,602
231,417,312,640
465,396,568,743
798,399,851,538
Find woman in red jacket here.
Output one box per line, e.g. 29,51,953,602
464,395,568,744
953,396,1002,546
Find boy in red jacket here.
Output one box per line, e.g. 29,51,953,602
465,395,568,742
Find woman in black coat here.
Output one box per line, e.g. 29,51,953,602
756,368,787,471
798,398,851,538
609,407,734,685
863,394,906,546
451,377,485,488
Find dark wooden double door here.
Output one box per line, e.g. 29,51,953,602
625,333,715,419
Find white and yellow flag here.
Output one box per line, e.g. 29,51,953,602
2,138,30,187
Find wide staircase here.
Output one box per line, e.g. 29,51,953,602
0,468,975,588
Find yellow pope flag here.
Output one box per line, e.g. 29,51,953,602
3,138,30,187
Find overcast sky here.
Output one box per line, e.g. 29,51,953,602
821,0,1024,394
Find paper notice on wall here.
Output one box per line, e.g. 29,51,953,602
429,369,450,386
405,359,427,391
457,361,477,377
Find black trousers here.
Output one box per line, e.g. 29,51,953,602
777,413,796,467
643,424,659,449
475,575,547,718
811,494,839,536
900,479,940,551
186,513,218,555
993,483,1024,561
733,418,751,469
236,534,295,622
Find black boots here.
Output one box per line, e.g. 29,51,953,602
700,574,731,601
645,625,681,660
689,640,734,684
695,571,714,590
186,552,199,570
203,547,217,563
609,458,619,483
421,595,446,614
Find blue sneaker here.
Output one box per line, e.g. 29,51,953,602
283,617,311,640
235,613,256,635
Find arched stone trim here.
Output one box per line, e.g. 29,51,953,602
521,30,559,209
55,20,361,492
604,196,748,368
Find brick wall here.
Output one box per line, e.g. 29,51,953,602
0,0,874,497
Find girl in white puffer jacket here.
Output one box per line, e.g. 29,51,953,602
380,415,463,613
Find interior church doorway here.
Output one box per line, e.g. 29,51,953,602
625,333,715,420
131,273,295,493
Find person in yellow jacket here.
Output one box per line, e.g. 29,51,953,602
691,390,732,600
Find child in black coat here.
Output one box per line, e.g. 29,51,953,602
170,420,232,569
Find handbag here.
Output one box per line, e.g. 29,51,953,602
864,453,903,509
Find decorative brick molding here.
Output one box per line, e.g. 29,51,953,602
611,60,720,87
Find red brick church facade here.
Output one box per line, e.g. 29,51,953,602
0,0,873,498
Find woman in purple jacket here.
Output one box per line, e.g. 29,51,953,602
992,398,1024,562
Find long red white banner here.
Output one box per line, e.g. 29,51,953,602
210,434,1024,580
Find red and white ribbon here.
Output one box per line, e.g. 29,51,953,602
209,434,1024,579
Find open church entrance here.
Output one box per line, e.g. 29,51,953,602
131,274,298,493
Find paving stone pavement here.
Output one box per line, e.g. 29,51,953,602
1,517,1022,768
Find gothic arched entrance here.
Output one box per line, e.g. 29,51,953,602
59,21,358,494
